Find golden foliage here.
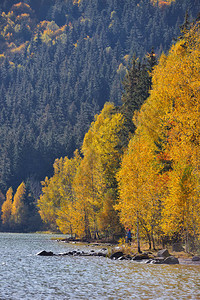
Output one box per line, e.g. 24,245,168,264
38,151,82,233
128,21,200,248
150,0,175,7
10,42,27,53
1,187,13,225
11,182,27,225
73,0,82,6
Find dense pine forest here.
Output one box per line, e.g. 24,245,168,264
0,0,200,239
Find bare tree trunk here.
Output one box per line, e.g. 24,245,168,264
151,226,156,250
137,212,141,253
146,232,151,250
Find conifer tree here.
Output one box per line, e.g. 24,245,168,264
120,52,157,134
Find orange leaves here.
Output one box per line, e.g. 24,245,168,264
11,3,33,16
150,0,175,7
10,42,27,53
73,0,82,6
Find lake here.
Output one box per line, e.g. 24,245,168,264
0,233,199,299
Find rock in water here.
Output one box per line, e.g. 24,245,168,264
36,250,54,256
163,256,179,264
110,251,124,260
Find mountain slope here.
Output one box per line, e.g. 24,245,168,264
0,0,199,193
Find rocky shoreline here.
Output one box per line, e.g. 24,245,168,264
36,246,200,266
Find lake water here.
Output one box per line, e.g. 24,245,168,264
0,233,199,299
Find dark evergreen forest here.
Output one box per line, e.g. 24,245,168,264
0,0,199,230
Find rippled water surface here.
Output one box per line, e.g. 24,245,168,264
0,233,200,299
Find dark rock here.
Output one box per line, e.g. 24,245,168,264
157,249,170,258
97,252,106,257
172,243,184,252
154,257,165,264
145,259,159,264
163,256,179,264
145,259,152,264
58,252,69,256
192,256,200,261
132,253,150,261
151,260,161,264
110,251,124,260
125,254,133,260
36,250,54,256
118,256,126,260
146,256,178,264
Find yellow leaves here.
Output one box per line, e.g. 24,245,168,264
73,0,82,6
11,182,26,224
116,22,200,245
117,63,126,75
123,54,130,62
116,130,162,235
11,2,33,15
37,102,126,237
130,21,200,243
150,0,175,7
36,21,67,45
0,54,5,63
38,151,82,233
1,187,13,225
10,42,27,53
73,40,78,48
84,35,90,40
172,40,187,56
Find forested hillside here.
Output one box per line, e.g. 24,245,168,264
0,0,199,232
37,19,200,251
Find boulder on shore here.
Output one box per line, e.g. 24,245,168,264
163,256,179,264
157,249,170,258
192,256,200,261
132,253,150,261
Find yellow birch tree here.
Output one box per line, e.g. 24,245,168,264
1,187,13,227
11,182,27,228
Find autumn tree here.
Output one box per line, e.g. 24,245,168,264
37,150,81,233
116,124,162,251
73,102,127,239
56,150,82,236
1,187,13,229
158,21,200,250
11,182,28,230
132,20,200,250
